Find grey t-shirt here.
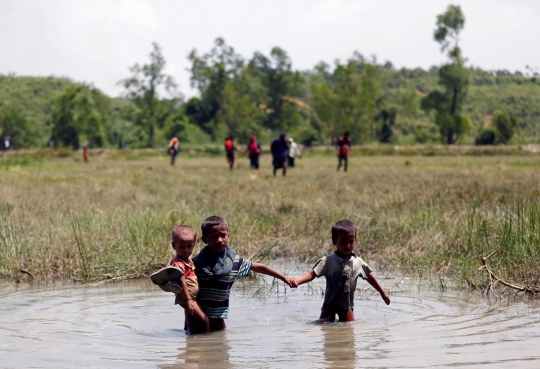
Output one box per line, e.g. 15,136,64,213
312,252,373,310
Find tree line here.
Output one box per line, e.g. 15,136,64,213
1,5,539,150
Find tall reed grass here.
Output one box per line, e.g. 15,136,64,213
1,151,539,291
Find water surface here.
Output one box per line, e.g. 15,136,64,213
1,271,539,368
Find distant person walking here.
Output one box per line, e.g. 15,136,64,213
82,141,90,163
336,131,351,172
3,136,11,150
169,137,179,166
271,132,290,177
224,136,237,170
247,135,261,170
287,137,301,167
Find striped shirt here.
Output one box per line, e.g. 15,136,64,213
193,254,252,319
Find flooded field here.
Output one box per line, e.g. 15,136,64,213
1,267,540,368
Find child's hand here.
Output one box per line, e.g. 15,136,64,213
381,293,390,305
283,276,296,288
290,278,298,288
187,300,196,314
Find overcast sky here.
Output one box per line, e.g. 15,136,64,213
1,0,539,98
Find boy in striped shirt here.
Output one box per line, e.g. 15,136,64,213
192,215,295,332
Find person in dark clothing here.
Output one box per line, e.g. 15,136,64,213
246,135,261,170
291,219,390,322
270,132,290,177
336,131,352,172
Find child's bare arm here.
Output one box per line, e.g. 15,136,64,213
251,262,295,287
178,275,196,314
294,270,317,287
366,273,390,305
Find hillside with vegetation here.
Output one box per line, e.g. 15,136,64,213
1,63,539,150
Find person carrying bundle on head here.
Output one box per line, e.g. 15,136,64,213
168,137,179,165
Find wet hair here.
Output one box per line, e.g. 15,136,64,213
172,225,197,244
201,216,228,237
331,219,357,244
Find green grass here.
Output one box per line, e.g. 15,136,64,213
1,150,539,293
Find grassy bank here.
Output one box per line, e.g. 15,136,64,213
1,151,539,294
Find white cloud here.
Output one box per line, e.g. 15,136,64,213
0,0,538,97
296,0,362,25
75,0,160,29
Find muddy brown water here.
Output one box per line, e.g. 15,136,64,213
1,267,540,368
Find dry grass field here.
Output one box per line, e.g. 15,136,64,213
1,149,539,293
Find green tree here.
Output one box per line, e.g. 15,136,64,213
435,112,470,144
249,47,302,132
105,99,146,149
434,4,465,62
422,4,470,144
164,114,211,145
311,82,338,139
0,102,38,148
50,85,107,149
186,38,244,139
494,110,518,144
120,43,177,147
322,56,380,143
375,107,397,143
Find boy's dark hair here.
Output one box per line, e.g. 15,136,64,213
331,219,357,244
201,216,228,237
172,225,197,243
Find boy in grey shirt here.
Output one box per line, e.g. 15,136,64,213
292,220,390,322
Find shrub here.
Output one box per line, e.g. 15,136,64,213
493,110,518,144
475,127,498,145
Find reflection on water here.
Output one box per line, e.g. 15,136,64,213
162,331,231,369
1,271,540,368
321,323,355,368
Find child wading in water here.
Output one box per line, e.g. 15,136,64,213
169,225,210,333
292,220,390,322
191,216,295,332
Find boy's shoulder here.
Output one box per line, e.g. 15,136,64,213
318,252,365,268
192,246,241,265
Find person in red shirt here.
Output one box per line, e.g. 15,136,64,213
336,131,351,172
224,136,237,170
82,141,90,163
246,135,261,170
169,225,209,333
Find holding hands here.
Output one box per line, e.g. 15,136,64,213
282,276,297,288
290,278,298,288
